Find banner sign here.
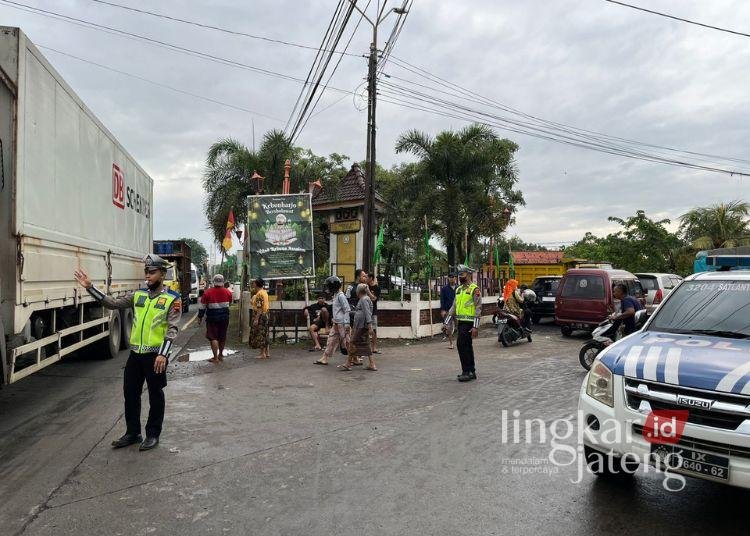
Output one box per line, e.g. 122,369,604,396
247,193,315,280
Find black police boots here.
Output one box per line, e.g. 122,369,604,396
111,433,143,448
139,436,159,451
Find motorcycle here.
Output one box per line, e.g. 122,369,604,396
496,310,532,347
579,310,648,370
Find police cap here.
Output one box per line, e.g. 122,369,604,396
144,254,170,271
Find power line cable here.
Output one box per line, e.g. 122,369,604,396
39,45,284,122
604,0,750,38
384,54,750,169
86,0,363,56
377,87,750,176
0,0,354,95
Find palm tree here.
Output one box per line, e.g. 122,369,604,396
395,124,524,266
679,200,750,249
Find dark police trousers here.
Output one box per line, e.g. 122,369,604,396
456,321,476,374
124,351,167,438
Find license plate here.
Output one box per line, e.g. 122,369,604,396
651,444,729,481
542,297,555,302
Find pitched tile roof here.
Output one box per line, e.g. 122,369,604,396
312,163,383,206
512,251,565,265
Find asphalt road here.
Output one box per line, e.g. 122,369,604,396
1,319,749,536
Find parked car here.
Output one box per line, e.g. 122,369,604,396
555,269,645,337
529,276,562,324
578,268,750,487
635,273,683,314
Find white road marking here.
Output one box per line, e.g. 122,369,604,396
623,346,643,378
642,346,661,381
664,347,681,384
181,312,199,330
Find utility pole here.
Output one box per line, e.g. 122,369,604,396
348,1,408,271
363,37,378,271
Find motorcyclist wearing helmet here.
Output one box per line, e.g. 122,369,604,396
313,276,351,367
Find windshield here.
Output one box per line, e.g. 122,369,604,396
561,275,604,299
649,280,750,337
638,277,657,291
533,279,560,293
191,271,198,284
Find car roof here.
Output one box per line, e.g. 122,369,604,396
635,273,681,278
564,268,636,278
686,270,750,282
533,275,562,280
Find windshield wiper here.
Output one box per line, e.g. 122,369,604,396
686,329,750,340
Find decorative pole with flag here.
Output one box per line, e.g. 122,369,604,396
424,216,434,337
221,207,235,267
372,223,385,269
508,247,515,280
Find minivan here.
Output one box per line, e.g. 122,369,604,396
189,263,199,303
555,269,645,337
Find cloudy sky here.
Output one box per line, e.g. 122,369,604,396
2,0,748,258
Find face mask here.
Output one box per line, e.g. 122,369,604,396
459,276,467,284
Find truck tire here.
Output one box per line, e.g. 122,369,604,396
120,308,133,350
95,310,121,360
561,325,573,337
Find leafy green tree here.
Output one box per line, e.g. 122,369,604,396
394,124,524,266
179,238,208,272
565,210,689,274
679,200,750,249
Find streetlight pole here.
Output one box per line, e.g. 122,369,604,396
347,1,408,270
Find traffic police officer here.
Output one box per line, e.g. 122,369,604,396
74,254,181,451
444,265,482,382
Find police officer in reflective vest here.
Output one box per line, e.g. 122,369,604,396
74,254,181,451
444,265,482,382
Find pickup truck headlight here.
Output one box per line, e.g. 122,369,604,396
586,360,614,407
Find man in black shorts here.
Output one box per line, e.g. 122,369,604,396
304,294,331,351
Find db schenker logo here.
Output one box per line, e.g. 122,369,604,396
112,163,125,209
642,409,688,445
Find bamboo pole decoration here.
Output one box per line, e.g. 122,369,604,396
425,215,433,337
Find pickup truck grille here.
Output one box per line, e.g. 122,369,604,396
625,379,750,431
632,424,750,459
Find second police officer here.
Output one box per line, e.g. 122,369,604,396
444,265,482,382
74,254,181,451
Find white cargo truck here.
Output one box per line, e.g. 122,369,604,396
0,27,153,384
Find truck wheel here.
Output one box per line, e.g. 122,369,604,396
579,341,603,370
120,308,133,350
561,325,573,337
584,445,638,477
93,311,121,359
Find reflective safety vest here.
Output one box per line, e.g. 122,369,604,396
130,289,178,354
454,283,479,322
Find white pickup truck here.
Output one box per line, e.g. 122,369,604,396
580,260,750,489
0,27,153,384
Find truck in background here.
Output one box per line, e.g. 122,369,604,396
0,27,153,384
153,240,192,312
189,263,199,303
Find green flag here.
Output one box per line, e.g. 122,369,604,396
424,227,432,277
508,248,516,278
372,224,385,267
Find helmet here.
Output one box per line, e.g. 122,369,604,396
144,254,170,271
455,264,475,275
325,276,342,293
522,289,537,302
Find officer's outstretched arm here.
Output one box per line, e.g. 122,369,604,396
74,268,133,309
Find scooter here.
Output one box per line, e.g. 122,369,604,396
497,310,532,347
579,310,648,370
